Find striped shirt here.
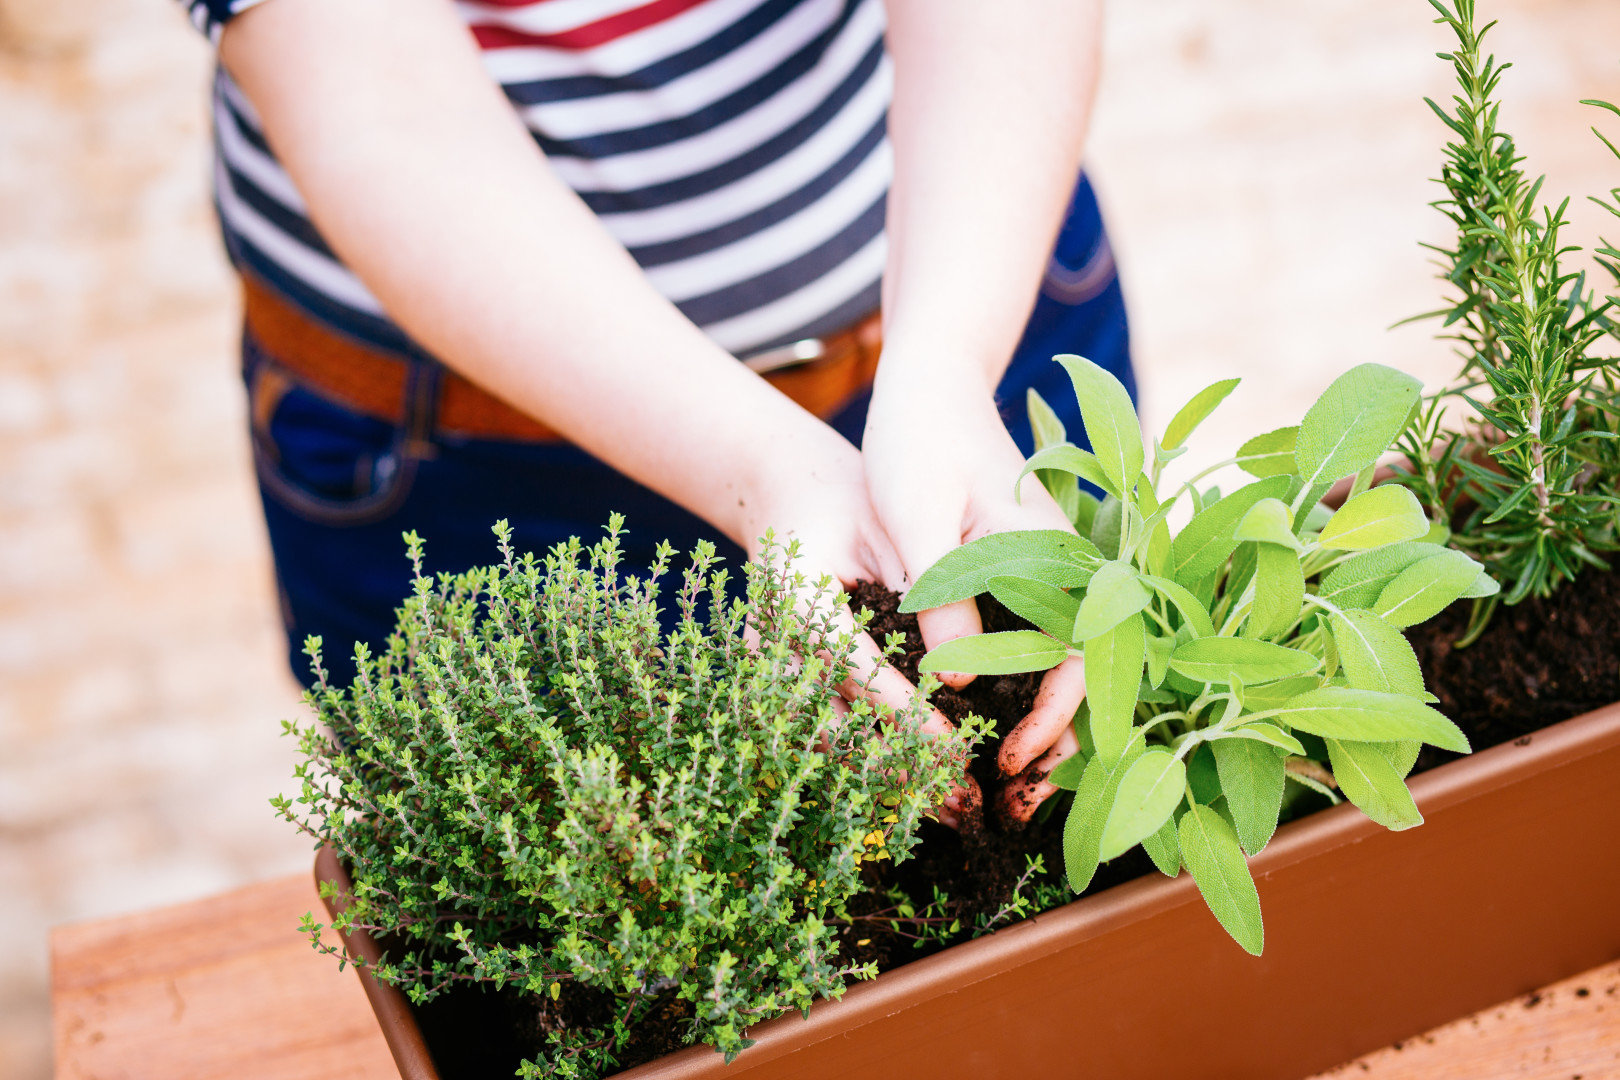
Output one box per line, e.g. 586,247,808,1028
183,0,891,359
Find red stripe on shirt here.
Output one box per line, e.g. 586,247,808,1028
469,0,710,50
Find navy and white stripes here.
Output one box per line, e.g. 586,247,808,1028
186,0,891,358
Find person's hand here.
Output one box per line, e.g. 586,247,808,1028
735,414,980,827
862,362,1086,825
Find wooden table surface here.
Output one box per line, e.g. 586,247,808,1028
51,874,1620,1080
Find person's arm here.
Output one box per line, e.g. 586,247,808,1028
220,0,973,810
864,0,1106,820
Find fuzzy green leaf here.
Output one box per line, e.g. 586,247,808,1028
1168,637,1318,686
1100,749,1187,861
1055,354,1144,499
1214,722,1306,756
1318,486,1430,551
1461,569,1501,598
1380,739,1422,778
1211,737,1286,855
1171,475,1294,586
1091,494,1124,560
1234,498,1300,550
1327,738,1423,830
1318,542,1449,609
1237,675,1320,711
1270,686,1470,752
1235,426,1300,479
1072,560,1153,642
1139,574,1217,638
1141,815,1181,877
1294,363,1422,490
986,576,1082,640
1027,386,1068,449
902,531,1101,612
1245,543,1306,640
1374,548,1484,628
1329,608,1424,698
1063,738,1144,892
1164,378,1241,451
1046,751,1088,791
1145,633,1173,688
1179,804,1264,955
1084,612,1146,764
919,631,1067,676
1017,444,1117,501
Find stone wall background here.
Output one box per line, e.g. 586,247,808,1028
1,1,1617,1076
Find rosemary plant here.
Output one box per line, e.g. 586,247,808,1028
1396,0,1620,626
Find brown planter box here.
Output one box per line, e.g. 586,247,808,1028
318,701,1620,1080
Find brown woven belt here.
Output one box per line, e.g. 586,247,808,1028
241,274,883,444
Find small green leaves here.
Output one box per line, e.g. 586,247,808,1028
1171,475,1293,585
1084,612,1146,764
1139,574,1217,638
1244,543,1306,640
1062,757,1112,892
1329,609,1424,698
987,576,1081,640
1271,686,1471,752
1211,738,1286,855
1318,486,1430,550
1099,749,1187,861
1071,560,1152,642
1374,548,1485,628
1055,355,1144,499
901,531,1101,612
1234,498,1300,550
1016,444,1116,501
1214,722,1306,756
1235,426,1299,479
1168,637,1319,686
1179,804,1264,955
1327,739,1423,830
919,631,1067,676
1318,542,1447,609
1294,363,1422,490
1164,378,1241,451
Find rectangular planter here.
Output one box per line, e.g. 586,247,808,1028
319,700,1620,1080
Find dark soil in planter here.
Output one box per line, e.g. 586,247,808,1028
406,568,1620,1079
1405,565,1620,773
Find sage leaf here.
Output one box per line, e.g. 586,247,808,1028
1092,494,1123,559
1461,569,1501,598
1271,686,1470,752
1099,749,1187,861
1233,498,1300,550
1212,738,1286,855
1329,608,1424,698
1294,363,1422,490
1027,386,1067,449
1215,722,1306,756
1318,542,1447,609
1141,814,1182,877
1179,804,1264,955
1235,426,1300,479
1326,738,1423,830
1374,548,1484,628
920,630,1067,676
1380,739,1422,778
1318,485,1430,550
1056,354,1144,499
1239,675,1321,711
1072,490,1101,536
1164,377,1241,451
987,576,1082,640
1145,632,1173,688
1187,742,1221,805
902,530,1101,612
1062,738,1144,892
1072,560,1153,642
1244,542,1305,640
1168,637,1318,686
1084,611,1146,764
1139,574,1216,638
1171,475,1294,586
1046,751,1087,791
1017,443,1117,501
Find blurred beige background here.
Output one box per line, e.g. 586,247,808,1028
2,0,1617,1076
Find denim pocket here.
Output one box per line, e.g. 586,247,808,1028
246,335,425,527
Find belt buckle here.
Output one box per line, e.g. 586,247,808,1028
741,336,826,374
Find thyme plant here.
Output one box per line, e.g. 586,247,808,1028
1396,0,1620,622
276,519,984,1078
906,356,1487,954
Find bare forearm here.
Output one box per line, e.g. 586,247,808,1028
220,0,837,551
878,0,1103,392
